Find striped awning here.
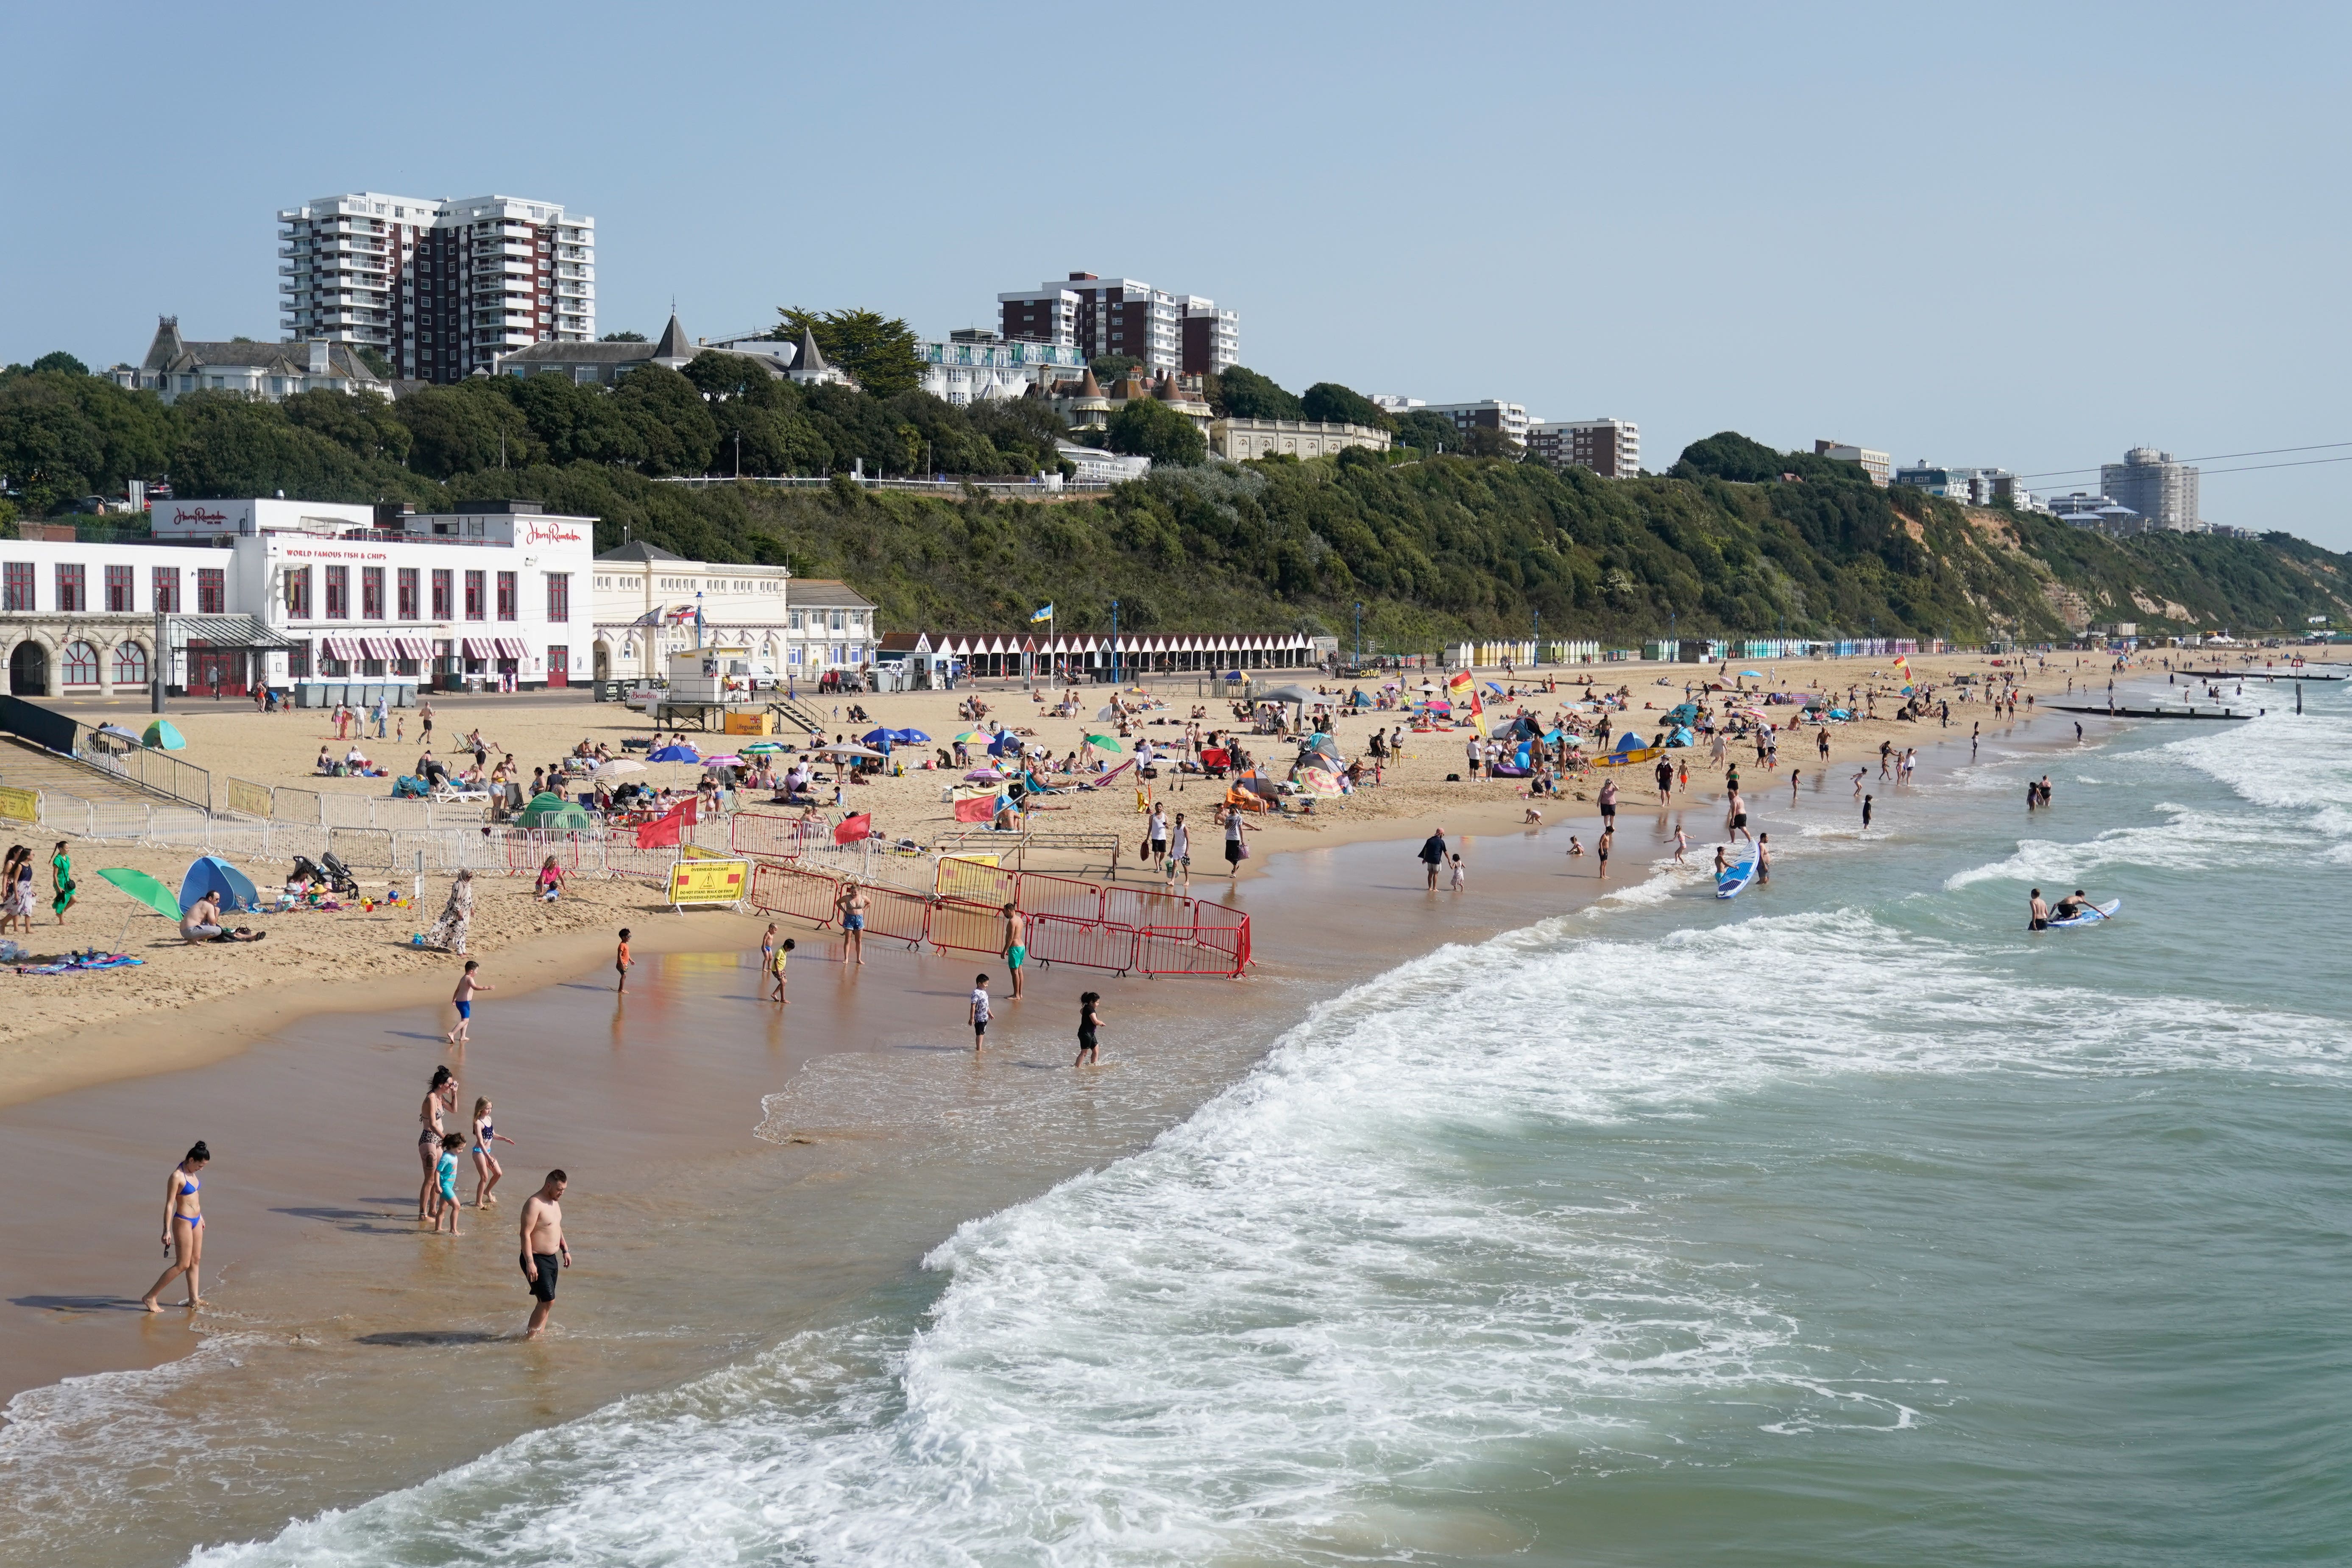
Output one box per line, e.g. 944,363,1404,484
460,636,495,659
395,635,435,660
322,635,362,660
358,636,396,661
494,637,528,659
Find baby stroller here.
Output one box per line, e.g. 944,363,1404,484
292,853,362,898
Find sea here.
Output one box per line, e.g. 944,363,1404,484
23,671,2352,1565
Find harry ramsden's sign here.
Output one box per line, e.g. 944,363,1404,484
524,521,585,544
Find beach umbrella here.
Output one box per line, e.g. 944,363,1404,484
1096,705,1124,721
954,731,987,743
96,723,143,743
649,744,700,763
1084,733,1125,753
814,743,885,760
702,754,744,768
860,728,895,748
1739,670,1764,678
592,758,647,780
1483,680,1505,694
895,728,932,744
101,868,181,921
741,741,784,755
142,719,187,750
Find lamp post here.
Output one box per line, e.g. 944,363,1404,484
1110,599,1120,686
1354,601,1363,665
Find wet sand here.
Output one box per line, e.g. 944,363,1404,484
0,793,1704,1566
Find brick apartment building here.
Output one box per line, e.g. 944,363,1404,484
998,273,1237,377
278,191,595,384
1526,418,1641,477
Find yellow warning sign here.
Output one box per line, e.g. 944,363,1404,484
669,857,750,908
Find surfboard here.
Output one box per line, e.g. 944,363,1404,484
1715,849,1759,900
2047,898,2120,928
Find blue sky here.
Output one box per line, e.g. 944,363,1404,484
6,3,2348,544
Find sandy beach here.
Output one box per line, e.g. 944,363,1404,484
6,645,2328,1111
0,645,2339,1565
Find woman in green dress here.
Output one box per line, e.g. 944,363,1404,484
50,839,74,925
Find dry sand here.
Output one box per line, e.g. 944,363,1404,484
6,646,2332,1108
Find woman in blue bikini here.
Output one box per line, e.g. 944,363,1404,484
141,1141,210,1311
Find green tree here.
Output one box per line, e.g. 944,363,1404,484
281,388,412,465
351,345,394,379
398,384,541,480
771,307,925,398
610,365,719,476
1088,354,1142,383
30,351,89,377
1301,381,1388,429
1212,366,1304,421
0,370,178,512
168,395,404,500
1106,399,1205,467
602,331,647,343
1390,410,1458,454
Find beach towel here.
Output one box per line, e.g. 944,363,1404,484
17,952,143,975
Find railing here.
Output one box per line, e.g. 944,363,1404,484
739,853,1249,978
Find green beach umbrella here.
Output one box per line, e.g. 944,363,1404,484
741,741,784,754
1084,733,1124,753
98,868,181,920
142,719,187,750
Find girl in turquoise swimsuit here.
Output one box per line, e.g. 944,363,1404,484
141,1141,209,1311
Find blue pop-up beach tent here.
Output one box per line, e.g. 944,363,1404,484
179,855,260,914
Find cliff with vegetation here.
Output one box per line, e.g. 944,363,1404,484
2,356,2344,648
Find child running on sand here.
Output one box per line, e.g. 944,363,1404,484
615,929,633,993
447,960,490,1046
1074,991,1103,1067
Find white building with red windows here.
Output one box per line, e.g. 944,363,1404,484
0,499,596,699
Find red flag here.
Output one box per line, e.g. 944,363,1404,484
635,806,686,849
677,795,700,826
953,794,1000,823
834,812,874,844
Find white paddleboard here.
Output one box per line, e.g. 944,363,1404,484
2047,898,2120,928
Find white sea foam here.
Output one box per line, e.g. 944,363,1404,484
185,904,2352,1567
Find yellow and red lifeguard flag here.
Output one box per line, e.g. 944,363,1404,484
1447,669,1474,700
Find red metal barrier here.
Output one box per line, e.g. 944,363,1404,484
1136,921,1249,976
1014,871,1103,924
747,860,840,927
1104,886,1195,931
1026,911,1137,973
936,855,1019,906
861,884,933,948
930,897,1010,958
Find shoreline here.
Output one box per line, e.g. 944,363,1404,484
0,669,2234,1564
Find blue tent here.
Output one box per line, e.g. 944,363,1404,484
988,731,1023,758
179,855,260,914
649,744,700,763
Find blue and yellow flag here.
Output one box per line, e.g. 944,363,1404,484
1031,604,1054,623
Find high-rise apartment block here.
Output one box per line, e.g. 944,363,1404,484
1527,418,1640,477
1814,440,1892,487
278,192,595,384
997,273,1238,377
1427,401,1535,447
2101,447,2200,531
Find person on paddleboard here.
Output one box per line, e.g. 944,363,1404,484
2051,888,2095,922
